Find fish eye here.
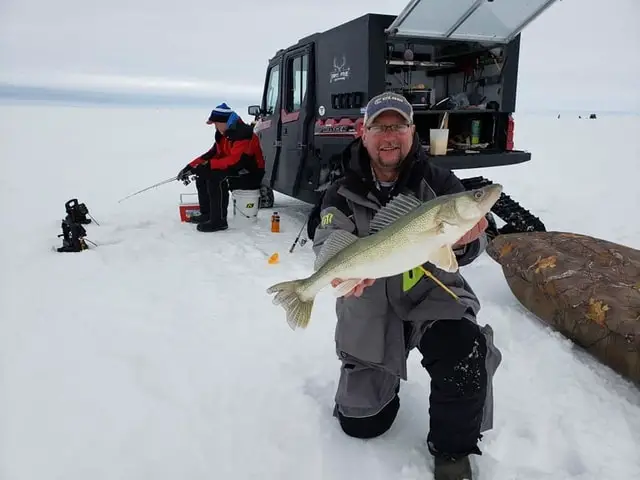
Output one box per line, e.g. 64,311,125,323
473,190,484,200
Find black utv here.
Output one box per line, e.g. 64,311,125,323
248,0,559,237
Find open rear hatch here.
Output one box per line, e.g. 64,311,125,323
381,0,559,167
385,0,559,44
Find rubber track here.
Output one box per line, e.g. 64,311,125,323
461,176,546,235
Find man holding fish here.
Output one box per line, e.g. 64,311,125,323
267,93,502,480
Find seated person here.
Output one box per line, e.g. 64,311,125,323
177,103,266,232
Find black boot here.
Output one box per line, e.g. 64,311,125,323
196,221,228,232
186,213,210,224
434,455,472,480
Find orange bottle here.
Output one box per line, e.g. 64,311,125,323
271,212,280,233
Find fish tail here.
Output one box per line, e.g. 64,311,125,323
266,280,315,330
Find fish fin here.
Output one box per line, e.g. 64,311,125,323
314,230,359,271
369,193,422,234
266,279,315,330
428,245,459,273
332,278,362,297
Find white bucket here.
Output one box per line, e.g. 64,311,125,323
231,189,260,225
429,128,449,155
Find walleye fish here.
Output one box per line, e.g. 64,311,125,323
266,184,503,330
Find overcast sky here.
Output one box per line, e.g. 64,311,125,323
1,0,638,112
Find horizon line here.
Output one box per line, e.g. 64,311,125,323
0,83,637,115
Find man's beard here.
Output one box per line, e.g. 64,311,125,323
372,143,404,171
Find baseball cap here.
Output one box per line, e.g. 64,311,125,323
363,92,413,127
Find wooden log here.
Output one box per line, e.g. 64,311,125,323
486,231,640,385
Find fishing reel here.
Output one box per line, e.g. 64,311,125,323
181,174,196,186
64,198,92,224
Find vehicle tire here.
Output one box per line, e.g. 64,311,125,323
259,184,274,209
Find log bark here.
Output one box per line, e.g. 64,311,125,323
486,231,640,385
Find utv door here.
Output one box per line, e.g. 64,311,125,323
274,44,314,198
254,57,283,188
386,0,559,43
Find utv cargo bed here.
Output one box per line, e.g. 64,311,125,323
429,149,531,170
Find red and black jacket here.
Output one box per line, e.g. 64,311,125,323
189,120,265,175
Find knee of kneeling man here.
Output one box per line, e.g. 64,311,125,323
422,319,488,362
337,395,400,439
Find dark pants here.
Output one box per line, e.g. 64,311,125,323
337,319,488,458
195,171,263,226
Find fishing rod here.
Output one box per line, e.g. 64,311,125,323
289,220,308,253
117,175,190,203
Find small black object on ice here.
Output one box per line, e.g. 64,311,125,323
64,199,93,225
55,198,95,253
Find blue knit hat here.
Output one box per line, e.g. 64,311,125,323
206,103,234,124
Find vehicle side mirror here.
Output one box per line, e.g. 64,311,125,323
248,105,261,116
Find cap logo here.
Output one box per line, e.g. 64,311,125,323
372,93,405,105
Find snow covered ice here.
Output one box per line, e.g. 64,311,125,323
1,104,639,480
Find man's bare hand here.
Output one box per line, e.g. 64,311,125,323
331,278,375,297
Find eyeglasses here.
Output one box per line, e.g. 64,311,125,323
366,124,412,135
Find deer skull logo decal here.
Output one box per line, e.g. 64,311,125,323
329,56,351,83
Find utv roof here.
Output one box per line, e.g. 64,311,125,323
269,13,388,60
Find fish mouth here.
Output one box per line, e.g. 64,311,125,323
482,184,503,206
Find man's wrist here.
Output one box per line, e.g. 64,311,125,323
453,244,468,256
